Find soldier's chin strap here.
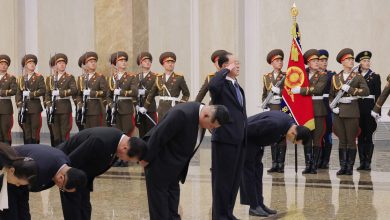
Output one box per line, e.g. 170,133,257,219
0,168,9,211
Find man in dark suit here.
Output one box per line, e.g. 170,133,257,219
240,111,311,217
56,127,148,220
139,102,230,220
0,144,87,220
208,52,247,220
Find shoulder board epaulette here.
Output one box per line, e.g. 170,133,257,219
95,72,102,77
174,72,183,76
35,72,41,76
156,73,163,77
319,71,326,75
126,72,135,77
208,72,215,76
7,73,15,78
266,72,272,77
149,72,157,76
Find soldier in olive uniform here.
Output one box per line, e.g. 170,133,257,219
329,48,369,175
45,53,77,146
76,52,108,128
135,52,157,138
0,55,17,145
355,51,381,171
106,51,138,136
195,50,228,103
317,49,336,169
262,49,287,173
16,54,46,144
291,49,328,174
140,52,190,120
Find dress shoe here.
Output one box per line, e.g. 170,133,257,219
262,205,277,215
249,206,269,217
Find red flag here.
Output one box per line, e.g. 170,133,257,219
281,24,315,130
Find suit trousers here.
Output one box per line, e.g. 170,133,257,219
240,145,264,209
212,141,246,220
60,187,92,220
145,167,181,220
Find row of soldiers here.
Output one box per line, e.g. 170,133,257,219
0,51,192,150
262,48,389,175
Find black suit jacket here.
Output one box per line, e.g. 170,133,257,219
358,69,381,114
208,68,247,145
143,102,205,184
14,144,70,192
247,111,295,147
57,127,123,190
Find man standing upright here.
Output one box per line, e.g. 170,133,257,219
45,53,77,146
76,52,107,128
135,52,157,137
141,52,190,120
0,54,17,146
209,52,247,220
16,54,46,144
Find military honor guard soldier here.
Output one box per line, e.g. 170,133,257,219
0,55,17,146
16,54,46,144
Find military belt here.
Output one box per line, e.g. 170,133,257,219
117,97,133,100
56,97,71,100
339,97,358,103
269,95,282,104
0,97,11,100
323,94,329,98
312,96,324,100
359,95,375,99
160,96,181,107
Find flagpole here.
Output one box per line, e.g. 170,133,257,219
291,2,299,174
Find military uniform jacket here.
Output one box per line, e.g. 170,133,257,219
45,72,77,114
136,71,157,112
299,70,328,117
144,72,190,109
195,72,215,103
0,73,17,114
76,72,107,115
106,72,138,115
16,72,46,113
329,71,369,118
373,74,390,115
262,71,285,110
358,69,381,115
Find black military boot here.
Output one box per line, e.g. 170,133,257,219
365,143,374,171
31,139,37,144
302,145,313,174
277,144,286,173
310,146,320,174
320,143,332,169
267,144,278,173
336,148,347,175
356,143,366,170
346,148,357,175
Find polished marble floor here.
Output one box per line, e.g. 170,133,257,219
28,140,390,220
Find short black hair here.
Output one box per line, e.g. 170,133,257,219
218,52,232,68
211,105,230,125
65,168,87,190
296,125,312,145
127,137,148,160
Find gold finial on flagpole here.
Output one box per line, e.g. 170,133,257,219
291,2,299,22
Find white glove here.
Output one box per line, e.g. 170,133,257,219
371,110,380,120
291,87,301,94
114,89,121,96
271,86,280,94
138,107,147,114
52,90,59,96
341,84,350,92
23,91,30,97
138,89,146,96
332,107,340,114
83,89,90,96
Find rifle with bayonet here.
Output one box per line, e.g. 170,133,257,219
329,66,359,109
261,75,286,109
47,69,58,124
18,69,28,126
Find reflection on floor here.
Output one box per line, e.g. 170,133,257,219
29,142,390,220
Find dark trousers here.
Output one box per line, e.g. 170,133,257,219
212,141,245,220
240,145,264,209
85,114,104,128
358,113,377,145
0,176,30,220
145,167,181,220
322,98,333,145
52,113,72,145
137,112,157,138
0,114,13,145
60,187,92,220
22,112,42,143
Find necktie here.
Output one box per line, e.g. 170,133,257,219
233,81,243,106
